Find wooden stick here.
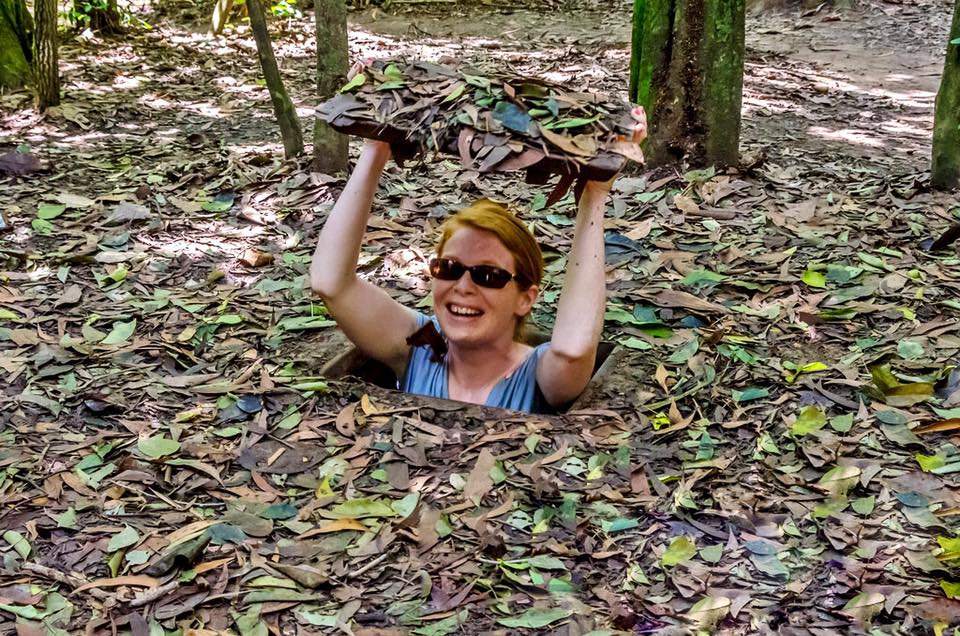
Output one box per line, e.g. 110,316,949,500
129,580,179,607
22,562,110,600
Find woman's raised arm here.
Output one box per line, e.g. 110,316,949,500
536,179,611,407
536,107,648,407
310,141,418,377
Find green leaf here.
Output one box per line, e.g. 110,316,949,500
897,340,924,360
681,269,726,289
938,535,960,561
277,316,336,331
825,264,863,283
101,319,136,345
817,465,861,497
940,579,960,599
412,610,469,636
32,218,54,234
783,361,828,383
126,550,150,565
751,552,790,577
667,336,700,365
493,101,533,134
383,63,404,80
830,413,855,432
215,314,244,325
260,503,298,520
732,387,768,402
916,452,946,472
619,336,652,350
208,522,248,545
37,202,67,219
601,517,639,534
547,115,601,130
851,496,875,515
390,492,420,519
495,607,571,628
339,73,366,92
326,498,396,519
3,530,31,558
699,544,723,563
201,192,235,212
792,405,827,436
107,525,140,552
376,80,405,91
819,307,858,321
138,436,181,459
57,507,78,529
952,37,960,44
661,535,697,567
441,82,466,103
802,268,827,288
682,166,716,183
524,554,567,570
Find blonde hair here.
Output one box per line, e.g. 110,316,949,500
436,199,543,340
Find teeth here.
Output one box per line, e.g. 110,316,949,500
450,304,482,316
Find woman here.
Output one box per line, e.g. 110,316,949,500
310,108,646,413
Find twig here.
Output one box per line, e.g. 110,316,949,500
347,553,390,579
688,206,738,220
129,580,179,607
21,562,109,600
23,562,86,587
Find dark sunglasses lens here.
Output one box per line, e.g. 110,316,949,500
430,258,464,281
470,266,512,289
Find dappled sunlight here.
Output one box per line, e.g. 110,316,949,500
224,141,286,156
807,125,886,148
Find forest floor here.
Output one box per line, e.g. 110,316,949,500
2,0,960,633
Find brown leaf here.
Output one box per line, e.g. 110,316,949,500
54,284,83,307
240,248,273,267
539,125,593,157
73,575,159,594
649,290,730,314
336,402,358,437
463,448,496,505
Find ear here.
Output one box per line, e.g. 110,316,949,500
515,284,539,317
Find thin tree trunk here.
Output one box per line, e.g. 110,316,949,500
932,0,960,190
247,0,304,159
630,0,744,167
0,0,32,89
33,0,59,110
210,0,234,34
313,0,348,174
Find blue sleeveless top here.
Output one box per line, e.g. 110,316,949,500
400,313,552,414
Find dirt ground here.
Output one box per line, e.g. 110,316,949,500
2,0,960,633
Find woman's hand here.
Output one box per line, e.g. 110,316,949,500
629,106,648,145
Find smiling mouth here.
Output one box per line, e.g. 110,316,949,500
448,303,483,317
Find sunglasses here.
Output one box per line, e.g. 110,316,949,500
429,257,524,289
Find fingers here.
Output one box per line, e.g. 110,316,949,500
347,58,373,81
630,106,648,144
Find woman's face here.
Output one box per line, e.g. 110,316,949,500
432,226,538,349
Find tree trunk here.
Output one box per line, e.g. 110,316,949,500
33,0,59,110
0,0,32,89
630,0,745,168
247,0,304,159
210,0,234,34
932,0,960,190
313,0,348,174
